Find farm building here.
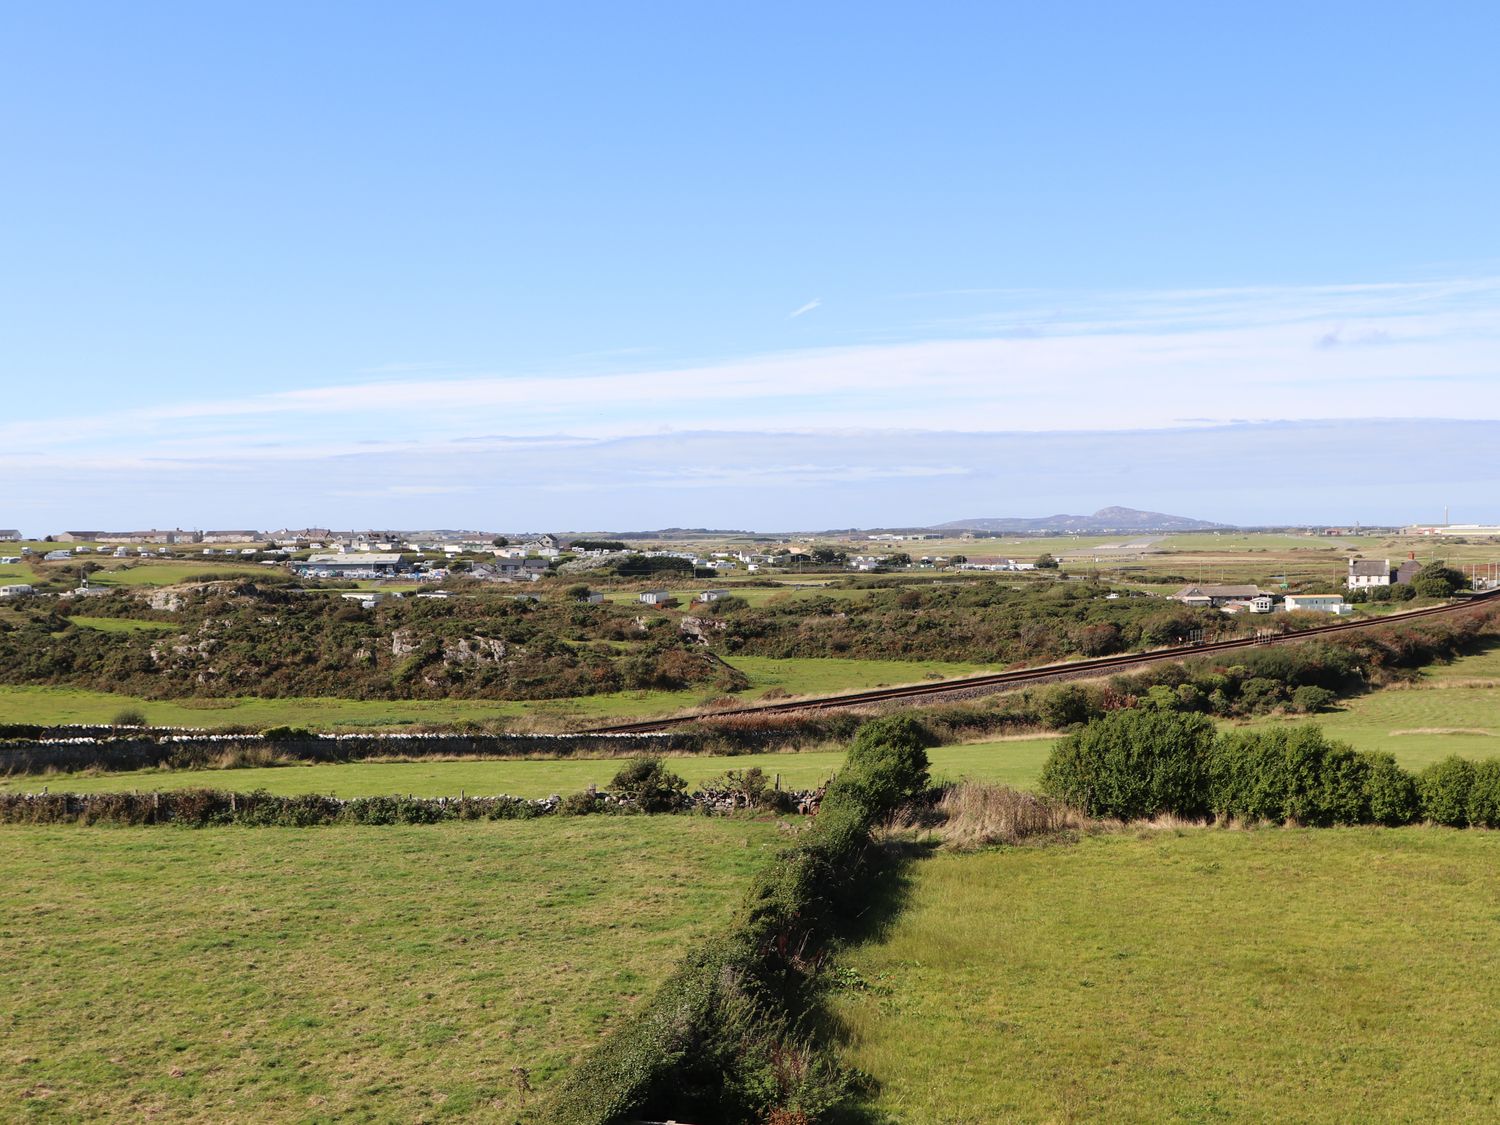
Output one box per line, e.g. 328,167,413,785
1283,594,1352,615
291,553,406,578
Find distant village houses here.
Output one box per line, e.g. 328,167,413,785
291,553,406,579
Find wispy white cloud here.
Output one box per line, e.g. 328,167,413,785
2,276,1497,484
789,297,822,318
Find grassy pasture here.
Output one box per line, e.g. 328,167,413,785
0,816,781,1121
0,739,1058,796
85,561,272,586
66,616,181,633
834,828,1500,1124
1242,638,1500,767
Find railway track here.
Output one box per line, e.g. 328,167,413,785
587,593,1499,734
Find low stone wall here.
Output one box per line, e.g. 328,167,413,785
0,729,702,775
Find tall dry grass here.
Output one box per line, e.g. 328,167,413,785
925,780,1094,849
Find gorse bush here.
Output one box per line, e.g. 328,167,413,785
609,756,689,812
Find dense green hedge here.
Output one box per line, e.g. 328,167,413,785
540,715,931,1124
1040,710,1500,827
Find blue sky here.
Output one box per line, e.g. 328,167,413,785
3,2,1499,532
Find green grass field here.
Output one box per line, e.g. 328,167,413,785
66,616,181,633
0,816,782,1121
0,656,993,731
833,828,1500,1123
1242,640,1500,767
0,739,1057,796
85,561,272,586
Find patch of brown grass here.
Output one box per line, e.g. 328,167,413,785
926,780,1094,849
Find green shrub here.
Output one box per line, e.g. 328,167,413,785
559,790,604,815
1291,685,1337,713
610,756,688,812
1465,758,1500,829
1419,756,1476,826
261,725,311,742
1362,752,1420,826
1207,726,1370,826
110,707,147,727
1238,677,1286,712
1037,683,1099,729
1039,709,1215,819
850,714,935,754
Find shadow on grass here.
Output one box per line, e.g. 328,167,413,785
814,838,938,1125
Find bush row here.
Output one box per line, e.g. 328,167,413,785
541,715,933,1125
1040,709,1500,827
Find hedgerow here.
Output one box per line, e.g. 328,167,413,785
0,789,554,826
1040,712,1500,828
540,716,931,1124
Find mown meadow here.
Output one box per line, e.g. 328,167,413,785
832,828,1500,1124
0,816,783,1121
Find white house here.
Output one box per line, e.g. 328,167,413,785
1284,594,1353,615
1347,558,1392,590
697,589,730,603
639,590,672,605
0,584,34,597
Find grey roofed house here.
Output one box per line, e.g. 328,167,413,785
1394,559,1422,585
1172,584,1266,607
0,530,21,541
291,552,405,577
1346,558,1393,588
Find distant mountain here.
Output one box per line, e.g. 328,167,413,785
932,506,1229,534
